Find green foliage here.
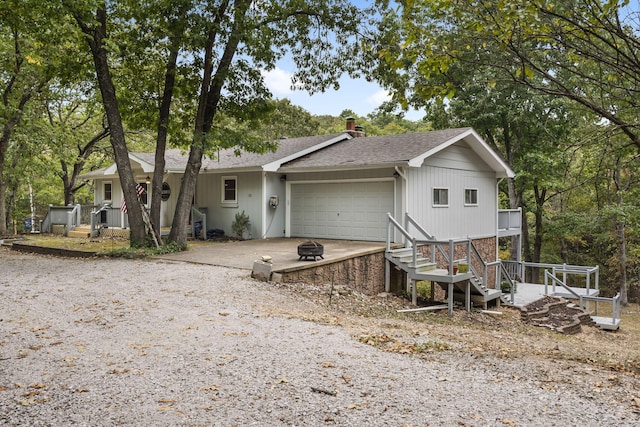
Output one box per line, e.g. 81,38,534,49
231,210,251,239
107,240,184,258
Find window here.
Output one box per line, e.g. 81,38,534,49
222,176,237,204
103,181,112,201
433,188,449,207
465,188,478,206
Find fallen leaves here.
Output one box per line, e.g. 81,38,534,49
18,397,49,406
357,334,451,354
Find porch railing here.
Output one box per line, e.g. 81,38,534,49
498,208,522,237
191,206,207,239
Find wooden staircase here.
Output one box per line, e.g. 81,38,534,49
385,246,503,314
67,225,92,238
385,213,505,316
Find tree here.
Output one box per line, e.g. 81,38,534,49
41,86,111,205
0,1,72,234
377,0,640,151
68,4,148,246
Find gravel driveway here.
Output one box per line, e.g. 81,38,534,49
1,249,638,426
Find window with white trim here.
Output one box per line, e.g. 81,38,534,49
222,176,237,204
103,181,112,202
465,188,478,206
433,188,449,207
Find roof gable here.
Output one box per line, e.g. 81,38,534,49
280,127,514,178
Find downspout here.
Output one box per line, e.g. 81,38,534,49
395,166,408,245
261,172,267,239
496,178,503,263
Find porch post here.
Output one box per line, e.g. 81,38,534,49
384,259,390,293
411,279,417,306
465,281,470,312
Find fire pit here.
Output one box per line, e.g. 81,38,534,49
297,241,324,261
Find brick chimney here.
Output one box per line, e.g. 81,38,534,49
346,117,355,132
345,117,365,137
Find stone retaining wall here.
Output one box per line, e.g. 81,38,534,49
278,250,403,296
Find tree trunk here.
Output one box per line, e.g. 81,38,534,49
150,33,182,244
530,185,546,284
61,128,109,207
169,0,241,249
169,143,203,248
0,183,6,235
616,220,629,306
506,177,521,260
74,8,146,246
0,92,38,234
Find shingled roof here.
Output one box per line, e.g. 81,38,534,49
282,128,474,169
80,127,513,179
129,133,348,172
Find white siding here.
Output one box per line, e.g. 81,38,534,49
196,171,264,238
263,173,287,238
159,174,181,228
408,144,498,239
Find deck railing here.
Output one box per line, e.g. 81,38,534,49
40,205,77,233
191,206,207,239
544,270,620,327
387,213,498,280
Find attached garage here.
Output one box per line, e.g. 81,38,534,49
289,180,395,241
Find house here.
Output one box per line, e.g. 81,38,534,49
83,120,514,249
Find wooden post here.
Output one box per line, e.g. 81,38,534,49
385,259,390,293
465,281,471,312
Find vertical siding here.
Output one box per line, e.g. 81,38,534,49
408,144,497,239
264,173,287,238
159,174,181,228
196,171,264,238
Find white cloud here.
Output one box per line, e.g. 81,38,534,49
261,67,295,95
366,89,392,107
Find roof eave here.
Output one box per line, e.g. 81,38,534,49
128,153,155,173
278,162,406,174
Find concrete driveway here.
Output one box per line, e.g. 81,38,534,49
155,238,387,273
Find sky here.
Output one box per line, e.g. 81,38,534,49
260,0,426,122
261,66,426,121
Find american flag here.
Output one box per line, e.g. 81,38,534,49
120,184,146,214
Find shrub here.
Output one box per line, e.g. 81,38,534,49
231,210,251,239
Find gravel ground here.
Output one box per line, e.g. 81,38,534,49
1,248,639,426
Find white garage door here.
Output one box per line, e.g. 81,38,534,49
290,181,394,241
